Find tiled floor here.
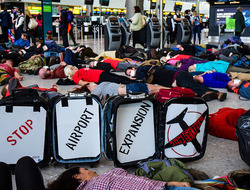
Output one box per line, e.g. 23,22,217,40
5,31,250,188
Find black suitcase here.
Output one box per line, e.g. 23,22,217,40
0,88,52,165
103,95,209,167
103,94,162,167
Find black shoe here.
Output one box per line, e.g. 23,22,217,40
201,91,218,102
217,92,227,101
74,43,80,46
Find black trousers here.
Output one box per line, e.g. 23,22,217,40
0,156,45,190
2,27,9,42
99,72,139,84
132,30,145,48
69,28,76,44
176,71,218,97
235,31,241,37
61,27,69,47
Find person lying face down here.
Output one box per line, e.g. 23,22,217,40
71,81,170,101
64,65,138,87
46,167,194,190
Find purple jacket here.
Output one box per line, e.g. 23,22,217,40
179,59,209,71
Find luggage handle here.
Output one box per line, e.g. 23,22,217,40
126,93,148,99
67,92,89,97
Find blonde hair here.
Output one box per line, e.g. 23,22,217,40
237,7,242,12
25,10,32,18
64,65,74,79
193,11,198,16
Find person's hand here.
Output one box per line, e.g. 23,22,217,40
168,182,191,187
15,75,23,81
60,61,67,66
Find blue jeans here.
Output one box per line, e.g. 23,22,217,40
163,185,199,190
126,83,149,94
193,25,201,44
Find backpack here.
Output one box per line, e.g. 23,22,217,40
238,81,250,99
235,110,250,166
67,10,74,23
155,87,197,103
135,159,194,183
115,45,146,62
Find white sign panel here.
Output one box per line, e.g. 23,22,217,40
0,106,46,164
164,104,207,158
116,101,155,164
56,99,101,160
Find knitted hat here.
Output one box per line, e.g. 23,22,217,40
46,31,52,36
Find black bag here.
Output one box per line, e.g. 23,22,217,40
235,110,250,166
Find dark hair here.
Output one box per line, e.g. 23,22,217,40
22,33,28,38
125,66,133,76
185,10,190,14
134,6,141,13
98,56,104,62
70,84,91,94
207,54,216,61
226,82,234,92
46,167,81,190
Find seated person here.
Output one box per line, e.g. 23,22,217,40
0,156,195,190
39,62,67,79
193,71,231,88
89,57,138,72
0,59,23,85
13,33,30,48
44,31,65,52
125,67,227,102
72,82,170,101
64,65,138,86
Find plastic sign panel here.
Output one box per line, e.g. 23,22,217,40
164,103,207,159
0,106,46,164
55,99,101,160
115,101,155,164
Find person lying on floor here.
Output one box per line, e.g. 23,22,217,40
71,82,170,101
0,156,197,190
18,43,48,60
125,67,227,102
1,77,59,98
38,62,67,79
0,59,23,86
63,47,86,66
193,71,231,89
88,57,138,72
64,65,139,86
